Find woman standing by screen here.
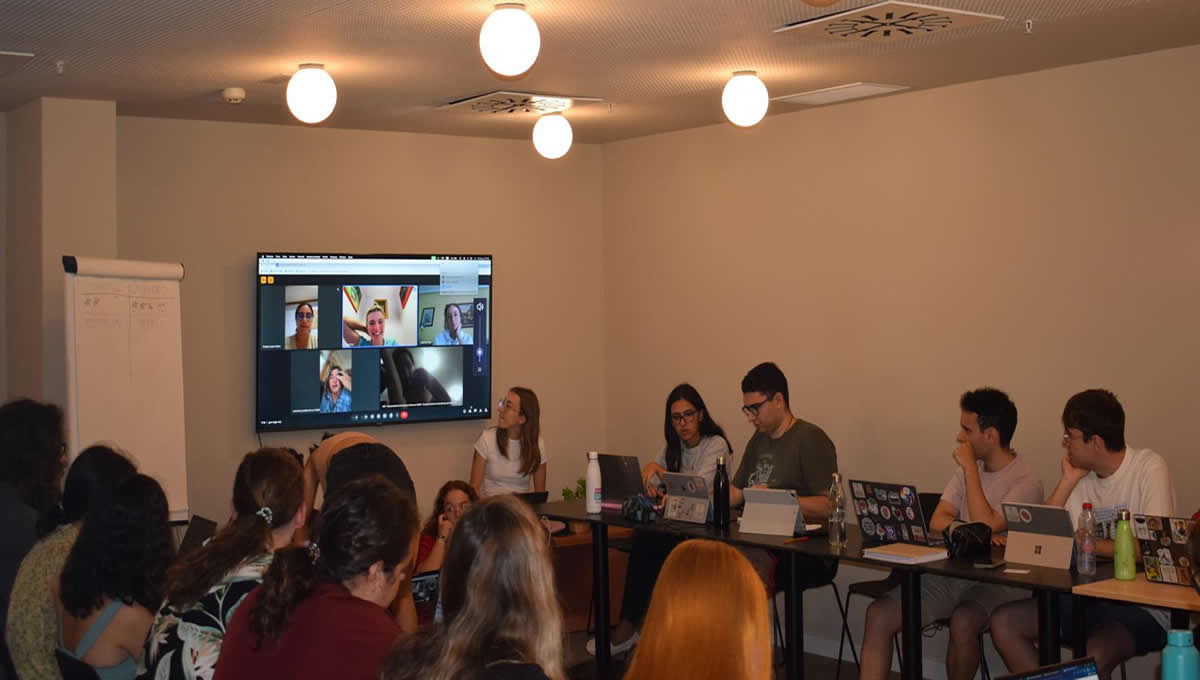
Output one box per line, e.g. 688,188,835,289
469,388,546,497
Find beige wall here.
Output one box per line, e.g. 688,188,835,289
116,117,607,521
6,100,43,400
602,44,1200,670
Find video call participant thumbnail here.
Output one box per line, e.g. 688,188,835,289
341,286,418,348
434,304,472,346
286,302,318,349
380,347,461,407
320,365,351,413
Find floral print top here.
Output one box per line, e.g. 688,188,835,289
137,554,272,680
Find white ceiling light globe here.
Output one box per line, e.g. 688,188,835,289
479,3,540,78
532,114,572,159
721,71,769,127
286,64,337,124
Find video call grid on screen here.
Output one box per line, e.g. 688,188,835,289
255,253,492,432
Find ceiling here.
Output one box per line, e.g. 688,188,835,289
1,0,1198,143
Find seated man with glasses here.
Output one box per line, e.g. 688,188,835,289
285,302,318,349
991,389,1175,680
729,361,839,590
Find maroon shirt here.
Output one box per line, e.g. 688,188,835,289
214,582,400,680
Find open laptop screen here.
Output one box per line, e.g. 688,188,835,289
996,658,1098,680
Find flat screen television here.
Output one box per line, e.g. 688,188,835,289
255,253,492,432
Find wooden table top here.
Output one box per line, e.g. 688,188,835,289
1072,573,1200,612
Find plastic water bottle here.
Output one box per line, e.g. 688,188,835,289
828,472,846,549
1163,629,1200,680
712,456,730,529
1114,508,1136,581
585,451,602,514
1077,502,1097,576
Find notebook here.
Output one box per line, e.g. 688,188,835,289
861,542,948,565
661,472,710,524
1002,502,1074,570
996,657,1098,680
1132,514,1196,586
597,453,644,510
847,479,940,546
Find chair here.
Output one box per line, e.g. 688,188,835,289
770,556,856,673
55,650,100,680
835,570,904,680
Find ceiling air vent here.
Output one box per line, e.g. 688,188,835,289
438,91,601,115
0,50,35,78
774,82,909,106
775,1,1003,41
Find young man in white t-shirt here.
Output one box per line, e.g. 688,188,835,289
859,388,1043,680
991,389,1175,680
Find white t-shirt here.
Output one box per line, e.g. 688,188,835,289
1064,446,1175,629
940,455,1044,523
475,428,548,496
653,435,730,485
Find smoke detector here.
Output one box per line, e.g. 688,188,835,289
775,1,1003,41
221,87,247,104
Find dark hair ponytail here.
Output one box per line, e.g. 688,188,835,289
249,474,418,646
165,448,303,606
662,384,730,473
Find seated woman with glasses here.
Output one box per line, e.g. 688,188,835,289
415,481,479,574
588,383,731,657
469,388,547,497
285,303,318,349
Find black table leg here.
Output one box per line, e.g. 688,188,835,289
899,569,922,680
1072,596,1086,659
785,553,805,680
592,522,611,677
1036,590,1061,666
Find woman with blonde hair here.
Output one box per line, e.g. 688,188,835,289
622,540,771,680
382,495,564,680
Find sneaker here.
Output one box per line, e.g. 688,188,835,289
585,631,639,656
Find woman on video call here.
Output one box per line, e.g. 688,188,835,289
343,306,398,347
285,303,318,349
470,387,547,497
319,366,352,413
433,304,472,346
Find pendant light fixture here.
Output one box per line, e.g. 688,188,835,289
286,64,337,124
721,71,769,128
532,113,572,159
479,3,541,78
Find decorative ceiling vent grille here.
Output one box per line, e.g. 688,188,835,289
438,90,601,115
774,82,909,106
775,1,1004,41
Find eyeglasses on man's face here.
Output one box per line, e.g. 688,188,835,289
741,394,774,417
670,409,699,425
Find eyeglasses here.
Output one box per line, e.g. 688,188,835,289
497,400,520,414
741,394,774,416
1062,431,1084,444
295,312,314,320
670,409,698,424
443,501,472,514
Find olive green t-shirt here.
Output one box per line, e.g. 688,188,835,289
731,418,838,497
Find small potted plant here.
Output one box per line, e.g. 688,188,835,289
561,477,590,533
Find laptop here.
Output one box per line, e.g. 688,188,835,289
513,490,549,505
661,472,710,524
412,570,440,624
1002,502,1074,569
177,515,218,558
848,479,940,546
996,657,1099,680
1133,514,1196,586
738,488,820,537
597,453,644,510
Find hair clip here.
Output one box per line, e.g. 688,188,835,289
256,506,274,524
307,540,321,564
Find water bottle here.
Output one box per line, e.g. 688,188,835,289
1077,502,1097,576
585,451,602,514
712,456,730,529
1114,508,1136,581
828,472,846,549
1163,629,1200,680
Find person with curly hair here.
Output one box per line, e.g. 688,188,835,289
214,476,419,680
53,474,173,680
7,445,136,680
414,480,478,574
1,399,68,678
137,449,305,680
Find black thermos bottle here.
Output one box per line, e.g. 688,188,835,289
713,456,730,529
